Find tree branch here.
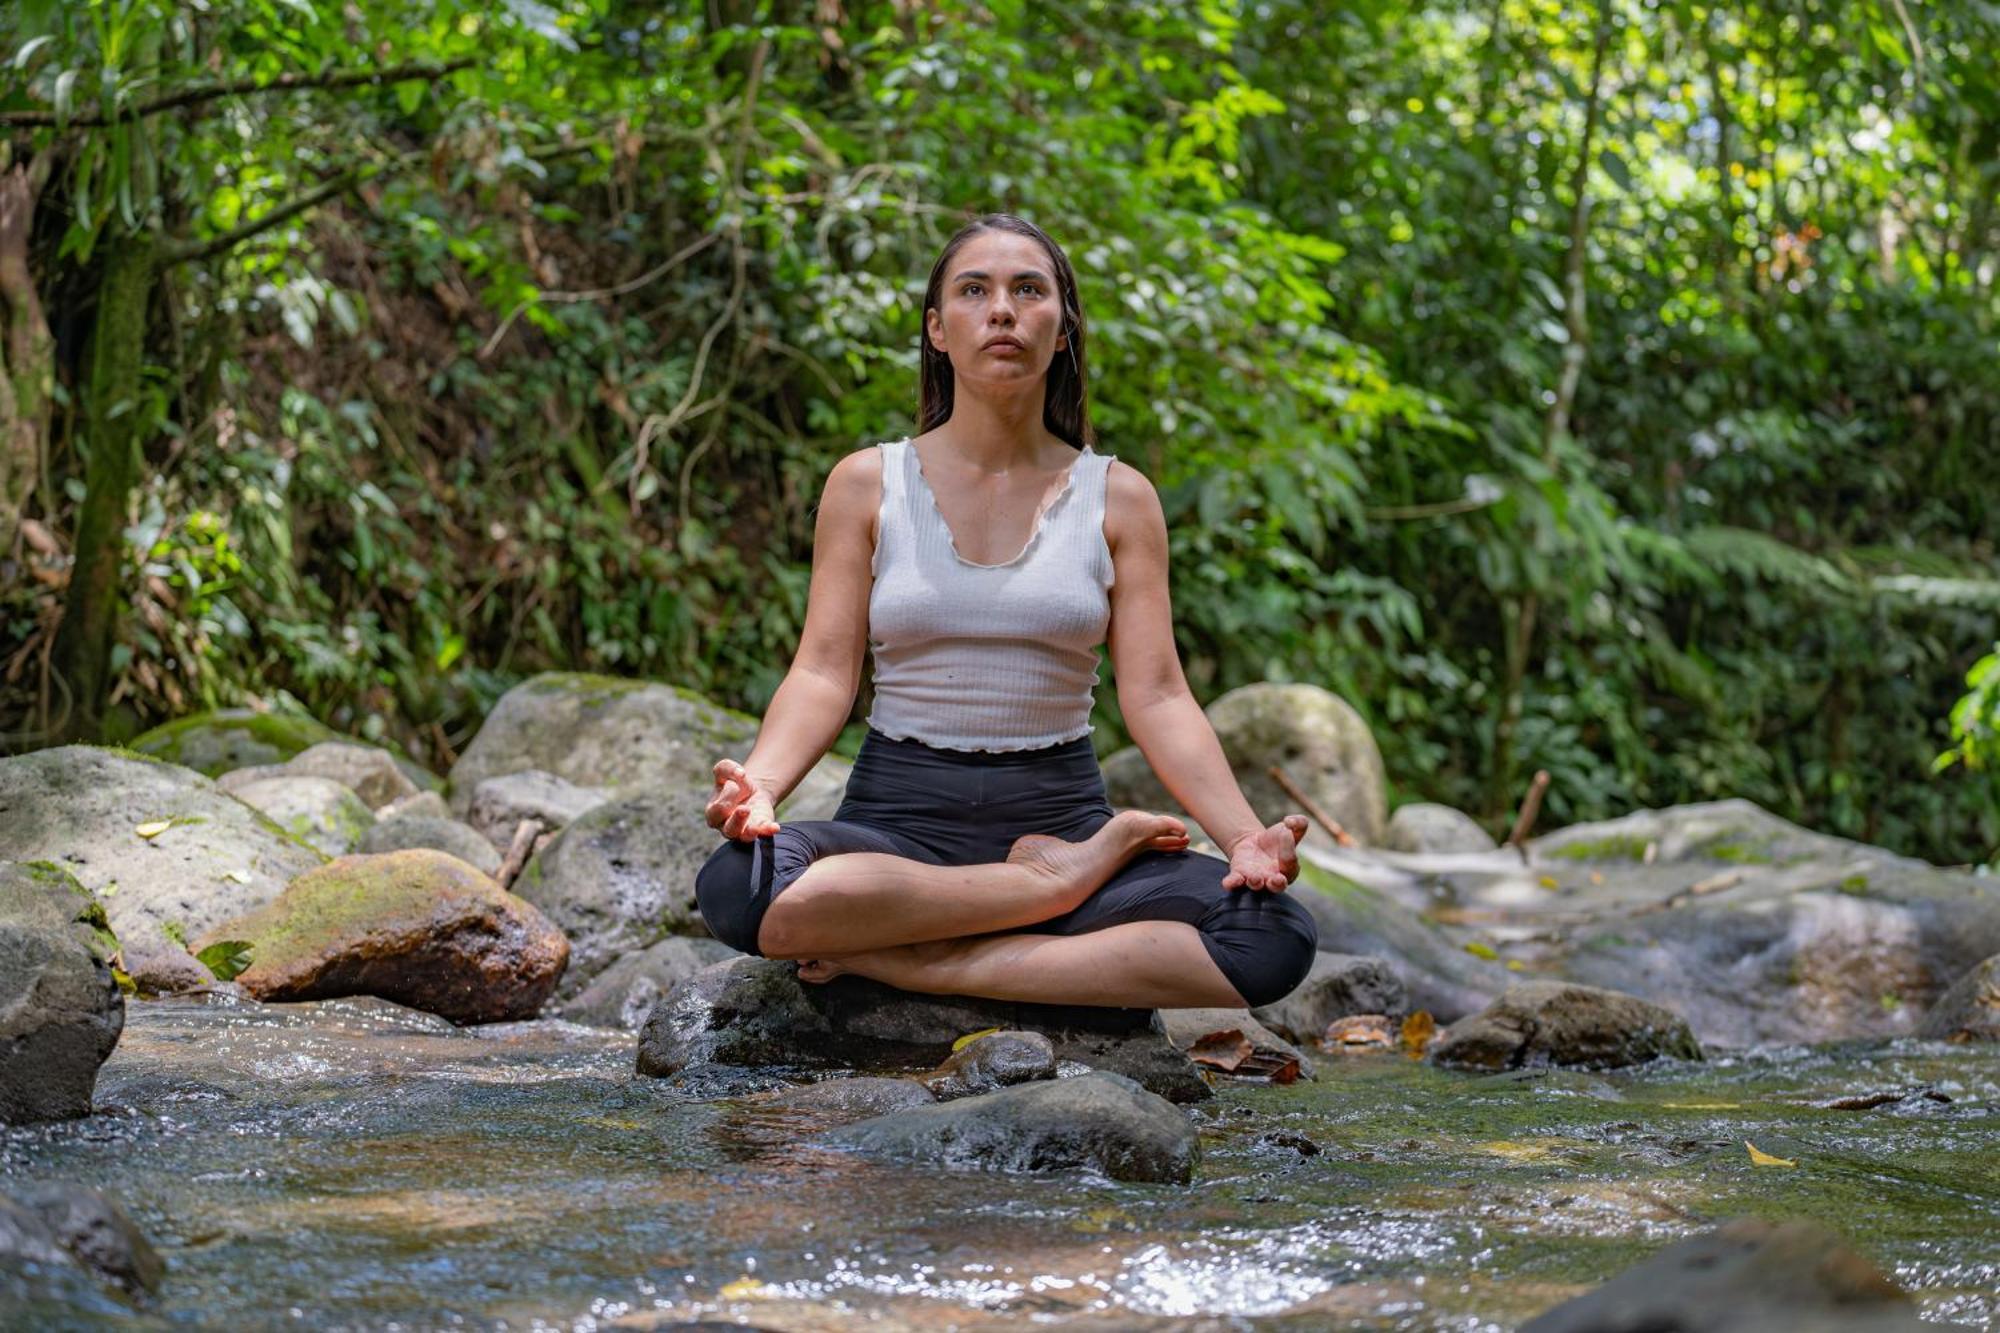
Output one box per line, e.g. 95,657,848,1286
0,58,476,129
160,167,369,267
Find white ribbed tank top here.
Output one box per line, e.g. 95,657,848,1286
865,437,1116,752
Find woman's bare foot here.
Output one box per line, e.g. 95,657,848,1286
1005,810,1188,902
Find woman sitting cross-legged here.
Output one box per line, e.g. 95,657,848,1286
695,213,1318,1010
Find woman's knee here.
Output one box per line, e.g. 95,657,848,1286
693,838,767,956
1200,890,1319,1009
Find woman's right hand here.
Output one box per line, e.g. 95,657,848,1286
707,758,781,841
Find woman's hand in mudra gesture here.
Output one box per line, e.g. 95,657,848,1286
707,758,781,841
1220,814,1310,892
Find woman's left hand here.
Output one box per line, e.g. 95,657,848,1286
1221,815,1310,892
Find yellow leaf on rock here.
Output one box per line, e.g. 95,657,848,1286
1538,875,1559,889
1663,1102,1740,1110
135,820,173,839
1399,1011,1436,1059
1463,941,1499,960
951,1027,1001,1053
1479,1139,1554,1161
1745,1140,1796,1167
719,1276,768,1300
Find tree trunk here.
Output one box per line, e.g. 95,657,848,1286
0,156,54,547
51,231,155,742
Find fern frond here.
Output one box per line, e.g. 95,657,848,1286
1682,526,1852,596
1871,575,2000,611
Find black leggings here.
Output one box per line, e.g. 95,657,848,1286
694,729,1318,1008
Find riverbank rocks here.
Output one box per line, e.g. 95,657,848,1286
826,1071,1199,1184
560,935,740,1030
447,673,760,814
1292,862,1506,1022
3,1184,163,1297
0,746,324,962
513,791,713,998
1430,981,1703,1072
635,958,1210,1103
1159,1008,1313,1080
1101,683,1387,845
0,862,123,1124
1917,955,2000,1042
221,740,419,812
129,708,343,775
466,770,611,850
1251,952,1407,1044
195,849,568,1023
1383,803,1497,854
359,815,501,875
223,775,375,857
917,1030,1058,1100
1520,1218,1929,1332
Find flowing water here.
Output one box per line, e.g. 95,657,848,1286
4,992,1996,1330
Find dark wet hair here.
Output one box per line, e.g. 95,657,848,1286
917,213,1094,449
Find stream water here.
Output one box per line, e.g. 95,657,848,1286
4,992,1996,1330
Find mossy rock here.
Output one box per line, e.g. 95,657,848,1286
0,861,118,962
0,746,324,957
130,710,443,793
198,849,569,1024
447,672,760,814
225,776,376,858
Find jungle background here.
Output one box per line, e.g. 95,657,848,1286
2,0,1996,865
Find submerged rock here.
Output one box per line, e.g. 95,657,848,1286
1519,1218,1929,1332
196,849,568,1023
446,672,759,815
0,746,324,958
1916,955,2000,1042
6,1184,162,1296
1383,803,1497,854
360,814,501,875
1101,682,1388,845
917,1030,1057,1101
1251,951,1407,1044
757,1076,935,1122
1430,980,1703,1072
0,862,124,1124
560,935,740,1030
635,958,1210,1102
825,1070,1199,1184
225,774,375,857
513,791,713,998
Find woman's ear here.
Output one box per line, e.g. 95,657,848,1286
926,307,948,353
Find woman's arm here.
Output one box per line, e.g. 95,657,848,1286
727,447,880,813
1103,462,1287,884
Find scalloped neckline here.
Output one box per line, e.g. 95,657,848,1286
901,437,1091,570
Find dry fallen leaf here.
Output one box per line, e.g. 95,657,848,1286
1745,1140,1796,1168
1399,1010,1437,1059
1187,1029,1255,1073
135,820,173,839
1321,1014,1395,1052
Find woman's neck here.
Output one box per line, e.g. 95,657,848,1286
936,382,1065,473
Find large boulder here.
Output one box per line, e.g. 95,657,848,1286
1252,951,1407,1044
224,775,375,857
513,791,713,998
560,935,740,1031
0,746,323,961
1528,800,2000,1046
1916,955,2000,1042
129,709,440,793
0,862,124,1124
195,849,569,1024
1430,981,1703,1072
1383,803,1497,854
1101,683,1387,845
635,957,1210,1103
1520,1218,1929,1332
446,673,760,814
359,815,501,876
825,1071,1199,1184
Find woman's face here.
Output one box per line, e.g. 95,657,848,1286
926,230,1068,393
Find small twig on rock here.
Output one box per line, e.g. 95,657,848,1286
1267,765,1356,847
496,818,545,890
1631,869,1744,918
1505,769,1552,860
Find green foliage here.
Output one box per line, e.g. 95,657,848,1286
195,939,255,983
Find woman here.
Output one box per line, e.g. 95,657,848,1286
694,214,1317,1009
